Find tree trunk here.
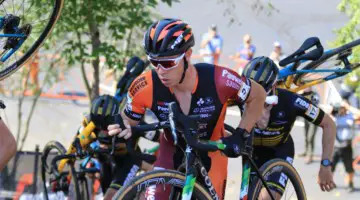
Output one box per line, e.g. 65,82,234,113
76,31,91,98
87,0,101,101
10,68,31,188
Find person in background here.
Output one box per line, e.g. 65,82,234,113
200,24,223,65
331,102,356,192
269,41,287,68
298,87,321,164
229,34,256,74
22,52,40,94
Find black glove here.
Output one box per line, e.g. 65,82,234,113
221,128,249,158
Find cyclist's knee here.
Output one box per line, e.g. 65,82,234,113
103,187,118,200
259,188,282,200
141,161,153,172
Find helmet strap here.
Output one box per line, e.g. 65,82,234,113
179,57,188,84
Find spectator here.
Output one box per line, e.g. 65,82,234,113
22,52,40,94
331,102,356,192
229,34,256,74
200,24,223,65
269,41,287,68
298,87,320,164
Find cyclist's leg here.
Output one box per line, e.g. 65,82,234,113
146,132,176,199
249,144,276,198
258,137,295,200
103,151,142,200
207,151,228,199
98,154,112,195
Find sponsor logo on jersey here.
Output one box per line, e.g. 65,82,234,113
193,105,216,114
277,111,285,118
294,97,310,109
197,98,205,106
305,104,319,120
129,76,147,96
222,69,242,85
271,121,288,125
205,97,213,105
238,83,250,101
279,173,288,187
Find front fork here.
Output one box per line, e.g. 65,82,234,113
239,134,275,200
181,145,198,200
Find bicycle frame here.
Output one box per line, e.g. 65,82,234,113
179,142,275,200
278,48,354,93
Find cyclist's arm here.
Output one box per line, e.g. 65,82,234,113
238,80,266,132
318,113,336,161
215,67,266,132
109,72,153,138
0,120,16,171
295,95,335,161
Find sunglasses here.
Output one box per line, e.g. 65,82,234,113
148,53,185,70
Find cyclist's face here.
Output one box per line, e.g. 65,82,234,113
154,49,192,87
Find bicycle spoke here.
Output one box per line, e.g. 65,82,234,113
14,0,25,16
1,3,8,15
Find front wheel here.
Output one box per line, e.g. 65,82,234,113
249,159,306,200
113,170,212,200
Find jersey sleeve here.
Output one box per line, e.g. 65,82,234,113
214,66,252,104
123,71,153,121
293,94,325,125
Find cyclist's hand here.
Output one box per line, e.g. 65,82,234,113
220,128,248,158
318,166,336,192
108,119,132,139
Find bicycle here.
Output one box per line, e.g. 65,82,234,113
277,37,360,92
113,102,306,200
41,56,152,200
0,0,63,81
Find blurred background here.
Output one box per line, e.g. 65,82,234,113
0,0,360,199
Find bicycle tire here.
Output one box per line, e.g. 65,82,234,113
293,38,360,86
41,140,66,200
248,158,306,200
41,140,81,200
113,169,212,200
78,176,91,200
0,0,64,81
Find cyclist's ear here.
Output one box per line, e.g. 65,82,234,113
185,48,193,60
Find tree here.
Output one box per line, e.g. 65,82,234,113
37,0,177,101
332,0,360,95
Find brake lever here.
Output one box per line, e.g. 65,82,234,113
73,138,83,156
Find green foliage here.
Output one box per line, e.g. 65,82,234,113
332,0,360,95
29,0,177,99
48,0,158,69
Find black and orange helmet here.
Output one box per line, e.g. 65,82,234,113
144,18,195,57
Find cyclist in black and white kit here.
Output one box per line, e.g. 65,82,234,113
241,56,337,199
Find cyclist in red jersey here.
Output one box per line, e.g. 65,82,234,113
107,18,266,199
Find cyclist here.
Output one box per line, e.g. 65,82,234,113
0,101,16,171
242,56,337,199
107,18,266,199
76,95,159,200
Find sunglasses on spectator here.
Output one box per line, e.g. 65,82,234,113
148,53,185,70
